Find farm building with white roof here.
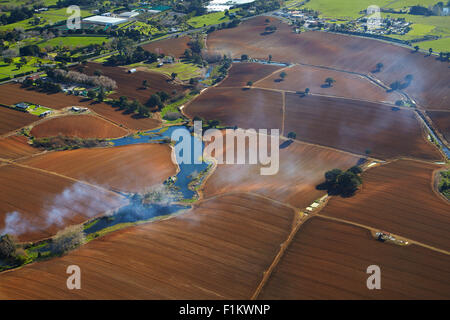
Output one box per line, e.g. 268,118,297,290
83,16,128,26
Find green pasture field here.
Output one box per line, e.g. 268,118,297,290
385,0,440,9
380,13,450,50
0,56,51,79
187,9,239,28
128,60,203,81
26,104,53,116
416,37,450,52
301,0,392,19
0,8,91,31
37,36,110,48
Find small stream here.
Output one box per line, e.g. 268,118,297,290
415,111,450,159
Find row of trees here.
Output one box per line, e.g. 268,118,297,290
112,96,151,118
23,77,62,93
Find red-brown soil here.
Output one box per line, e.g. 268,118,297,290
427,111,450,143
0,106,37,136
0,193,296,299
219,62,282,87
142,36,190,58
75,62,186,104
0,135,38,160
284,93,442,160
185,87,283,130
0,83,94,110
203,136,359,209
256,64,400,103
20,144,177,193
0,164,125,242
0,84,161,130
320,160,450,251
208,16,450,110
259,216,450,299
30,115,128,139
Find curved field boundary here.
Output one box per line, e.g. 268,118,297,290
19,143,177,194
207,16,450,111
0,162,126,242
30,114,129,139
318,159,450,252
0,193,297,299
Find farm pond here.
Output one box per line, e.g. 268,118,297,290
26,125,212,256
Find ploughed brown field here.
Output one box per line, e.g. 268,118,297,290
0,164,125,242
30,115,128,139
185,87,283,130
208,16,450,110
19,144,176,193
203,134,359,208
0,135,38,160
256,64,400,104
0,193,296,299
0,83,95,110
427,111,450,143
142,36,190,58
259,217,450,299
284,93,442,160
219,62,282,87
76,62,186,104
0,106,37,136
320,160,450,252
87,103,161,131
0,84,161,130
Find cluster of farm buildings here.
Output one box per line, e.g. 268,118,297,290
276,9,412,36
84,4,172,27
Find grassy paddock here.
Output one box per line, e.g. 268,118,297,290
187,9,239,28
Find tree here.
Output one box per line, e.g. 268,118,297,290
319,167,362,197
348,166,363,175
97,88,106,102
390,80,401,91
19,44,40,57
142,79,148,89
0,234,16,260
87,90,96,100
171,72,177,81
3,57,13,64
429,47,433,55
376,62,383,71
241,54,248,61
280,71,287,80
268,54,272,62
414,45,419,52
137,104,150,117
247,81,253,87
405,74,413,84
325,168,343,185
325,77,335,87
156,91,170,102
146,94,163,110
304,88,310,95
287,131,296,139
